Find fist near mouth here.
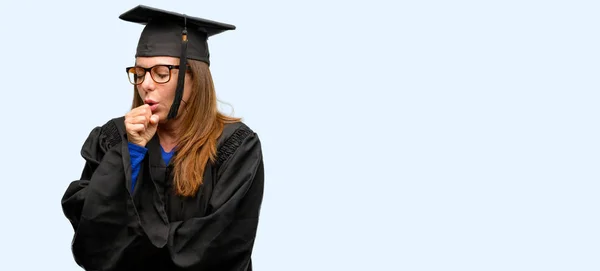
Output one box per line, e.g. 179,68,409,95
125,104,159,147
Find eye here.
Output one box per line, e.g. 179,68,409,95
156,73,169,79
151,66,172,81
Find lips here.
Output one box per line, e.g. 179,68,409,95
144,99,159,112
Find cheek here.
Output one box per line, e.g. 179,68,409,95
136,86,145,99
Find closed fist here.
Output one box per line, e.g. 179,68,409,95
125,104,159,147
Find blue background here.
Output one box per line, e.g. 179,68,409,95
0,0,598,270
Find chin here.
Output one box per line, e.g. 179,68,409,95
157,115,167,123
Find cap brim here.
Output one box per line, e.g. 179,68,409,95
119,5,236,36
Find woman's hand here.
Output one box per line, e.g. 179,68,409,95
125,104,159,147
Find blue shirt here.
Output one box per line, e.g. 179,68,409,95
128,142,175,191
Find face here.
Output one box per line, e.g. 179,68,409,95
135,56,192,123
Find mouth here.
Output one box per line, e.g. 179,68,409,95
144,99,159,112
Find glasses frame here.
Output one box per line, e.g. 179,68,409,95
125,64,181,85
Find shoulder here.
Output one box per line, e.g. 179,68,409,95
84,116,126,150
100,116,126,143
216,121,260,165
218,121,256,144
80,116,126,159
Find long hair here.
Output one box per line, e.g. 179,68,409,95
132,60,240,196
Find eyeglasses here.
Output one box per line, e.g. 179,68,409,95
125,64,181,85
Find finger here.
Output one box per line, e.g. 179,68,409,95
141,104,152,118
133,103,150,110
125,108,138,119
126,117,148,131
129,104,151,117
149,114,159,125
127,123,146,133
130,115,149,125
125,113,137,123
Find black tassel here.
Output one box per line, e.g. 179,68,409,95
167,21,189,119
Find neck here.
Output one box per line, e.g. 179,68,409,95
157,116,183,153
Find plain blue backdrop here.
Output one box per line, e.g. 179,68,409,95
0,0,598,270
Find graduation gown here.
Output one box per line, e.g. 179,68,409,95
61,117,264,271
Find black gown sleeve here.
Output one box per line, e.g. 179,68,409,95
167,127,265,270
61,120,151,271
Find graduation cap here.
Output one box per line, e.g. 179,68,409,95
119,5,236,119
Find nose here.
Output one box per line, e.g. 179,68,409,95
140,71,156,92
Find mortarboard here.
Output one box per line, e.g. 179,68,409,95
119,5,236,119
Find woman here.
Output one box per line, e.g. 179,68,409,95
60,5,264,271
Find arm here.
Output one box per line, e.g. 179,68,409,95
167,128,265,270
61,120,152,270
128,142,148,191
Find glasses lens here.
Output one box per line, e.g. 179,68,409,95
151,65,171,83
127,67,145,85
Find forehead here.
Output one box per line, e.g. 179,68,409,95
135,56,180,67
